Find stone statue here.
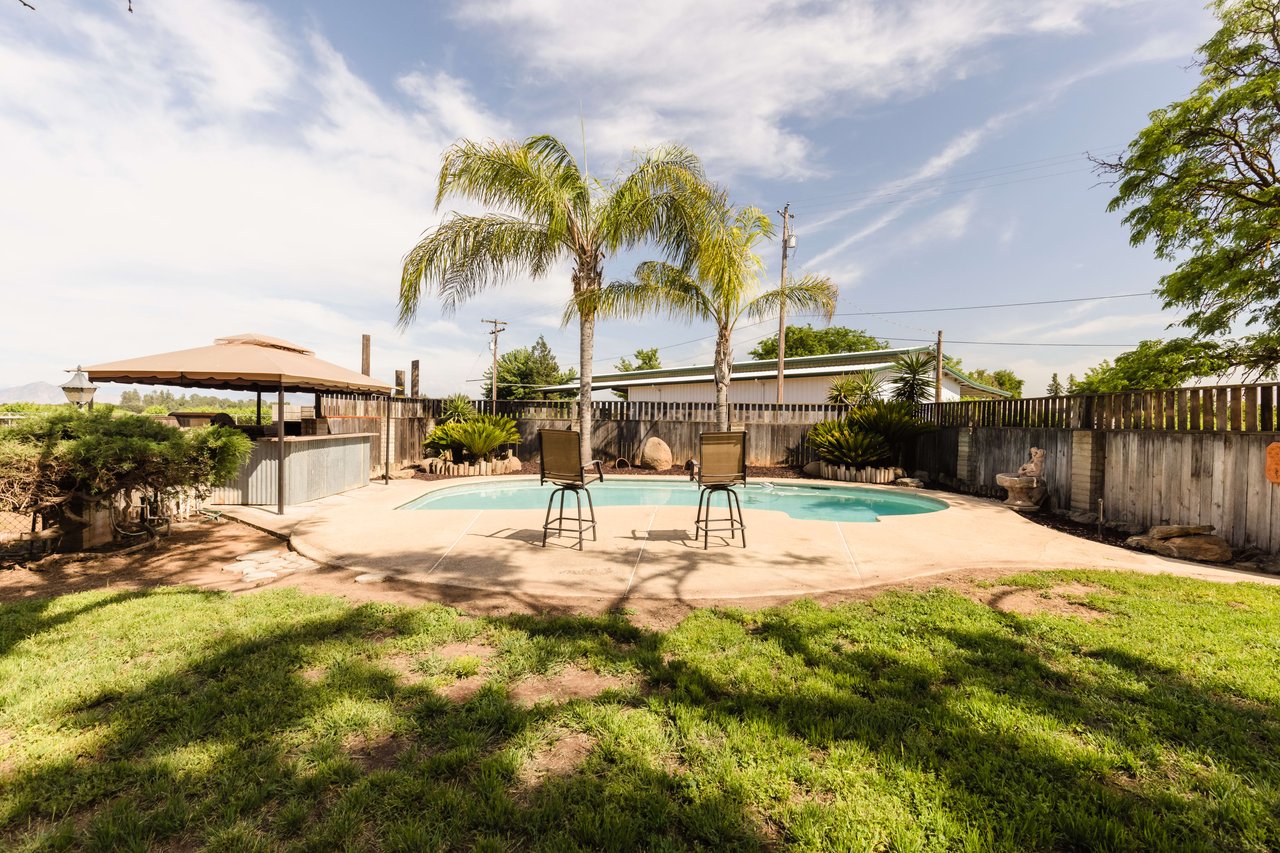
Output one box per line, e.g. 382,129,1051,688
1017,447,1045,478
995,447,1047,512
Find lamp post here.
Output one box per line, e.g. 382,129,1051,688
60,366,98,410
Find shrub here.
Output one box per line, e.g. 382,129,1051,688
845,400,934,449
454,415,520,461
807,420,890,468
0,410,254,505
424,422,465,456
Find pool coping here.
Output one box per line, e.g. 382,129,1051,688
284,474,1280,606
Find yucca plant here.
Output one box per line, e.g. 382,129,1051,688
891,351,936,403
807,419,890,468
439,394,476,424
827,371,883,407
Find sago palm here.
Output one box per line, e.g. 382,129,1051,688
583,203,838,430
398,135,713,463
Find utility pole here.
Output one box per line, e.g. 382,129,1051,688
934,330,944,404
482,319,508,410
776,203,794,404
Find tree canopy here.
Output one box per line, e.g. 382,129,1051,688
1070,338,1231,394
482,336,578,401
1096,0,1280,377
962,368,1024,398
749,325,888,360
615,348,661,372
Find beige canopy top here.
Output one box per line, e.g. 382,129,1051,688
85,333,392,394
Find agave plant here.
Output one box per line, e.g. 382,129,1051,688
827,372,883,407
806,419,890,468
439,393,476,424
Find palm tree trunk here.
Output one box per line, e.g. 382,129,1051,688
578,306,594,466
714,325,732,431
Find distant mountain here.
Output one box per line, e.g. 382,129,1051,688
0,381,121,405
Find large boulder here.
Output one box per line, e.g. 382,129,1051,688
638,437,673,471
802,460,822,477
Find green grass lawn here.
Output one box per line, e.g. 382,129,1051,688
1,571,1278,851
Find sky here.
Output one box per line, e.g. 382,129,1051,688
0,0,1218,400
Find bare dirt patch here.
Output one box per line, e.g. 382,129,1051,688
517,730,595,790
977,583,1109,620
299,666,326,684
381,653,425,685
508,667,634,707
344,733,407,772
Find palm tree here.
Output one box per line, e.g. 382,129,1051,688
891,351,937,403
398,135,713,464
585,204,838,430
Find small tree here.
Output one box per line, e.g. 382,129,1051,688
615,348,661,372
749,325,888,360
1046,373,1064,396
482,336,578,401
827,372,883,407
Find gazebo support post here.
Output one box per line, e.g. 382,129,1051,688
255,388,262,426
383,394,391,486
277,385,286,515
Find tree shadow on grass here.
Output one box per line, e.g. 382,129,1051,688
3,582,1279,850
0,589,771,851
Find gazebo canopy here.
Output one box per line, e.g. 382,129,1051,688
84,333,391,395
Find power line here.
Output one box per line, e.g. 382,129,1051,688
591,291,1155,365
832,291,1152,316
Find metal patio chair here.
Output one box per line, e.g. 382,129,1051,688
692,431,747,549
538,429,604,549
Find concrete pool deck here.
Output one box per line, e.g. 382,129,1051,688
284,476,1280,607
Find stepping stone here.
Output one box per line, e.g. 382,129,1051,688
222,562,251,573
354,573,387,584
241,570,279,582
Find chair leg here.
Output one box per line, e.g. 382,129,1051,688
542,487,560,548
583,487,597,542
730,487,746,548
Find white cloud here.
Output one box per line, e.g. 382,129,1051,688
454,0,1156,177
0,2,511,392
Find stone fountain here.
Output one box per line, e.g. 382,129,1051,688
995,447,1047,512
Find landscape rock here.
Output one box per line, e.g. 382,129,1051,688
894,477,924,488
354,572,388,584
802,461,822,476
1148,524,1215,540
241,570,279,582
638,437,673,471
912,470,931,484
1126,532,1233,563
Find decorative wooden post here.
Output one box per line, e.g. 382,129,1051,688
410,360,420,397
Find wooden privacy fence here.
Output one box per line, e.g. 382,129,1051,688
317,395,845,470
919,382,1280,432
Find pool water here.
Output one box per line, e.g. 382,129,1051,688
398,479,947,523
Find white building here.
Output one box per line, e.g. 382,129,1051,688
541,346,1010,403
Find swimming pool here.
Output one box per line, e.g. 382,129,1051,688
398,479,947,523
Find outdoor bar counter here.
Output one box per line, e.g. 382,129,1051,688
210,432,375,506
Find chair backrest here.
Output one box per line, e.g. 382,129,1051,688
540,429,584,485
698,431,746,486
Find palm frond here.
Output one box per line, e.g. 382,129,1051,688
745,274,838,322
596,144,715,258
399,213,561,324
435,138,586,239
565,261,713,325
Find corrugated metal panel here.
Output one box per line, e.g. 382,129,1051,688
211,436,371,506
